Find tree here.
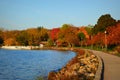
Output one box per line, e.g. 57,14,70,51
0,36,3,45
57,24,79,47
92,32,105,48
61,24,70,30
37,26,44,31
77,32,86,47
77,32,86,41
49,28,60,42
47,39,54,46
92,14,116,34
37,27,49,41
0,29,3,45
2,30,19,46
16,31,29,46
107,23,120,46
26,27,49,45
4,38,16,46
85,25,93,36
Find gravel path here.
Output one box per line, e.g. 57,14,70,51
90,50,120,80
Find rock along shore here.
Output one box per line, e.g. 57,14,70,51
48,49,99,80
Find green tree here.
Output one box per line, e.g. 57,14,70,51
37,26,44,31
37,27,49,41
92,14,116,34
47,39,54,46
77,32,86,47
61,24,70,30
16,31,29,46
0,36,3,45
26,27,49,46
77,32,86,41
85,26,93,36
0,29,3,45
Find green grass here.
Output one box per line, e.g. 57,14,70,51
79,45,120,57
115,53,120,57
36,76,44,80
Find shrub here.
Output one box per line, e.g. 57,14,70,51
115,46,120,53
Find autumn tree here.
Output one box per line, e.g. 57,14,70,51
57,24,79,47
92,14,116,34
16,31,29,46
0,36,3,45
49,28,60,42
37,27,49,41
47,39,54,46
86,32,105,50
26,28,40,45
2,30,19,46
26,27,49,46
85,25,93,36
0,29,3,45
117,20,120,23
77,32,86,41
77,32,85,47
4,38,16,46
107,23,120,46
65,28,79,47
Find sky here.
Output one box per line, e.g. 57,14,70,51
0,0,120,30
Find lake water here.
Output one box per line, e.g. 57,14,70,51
0,49,75,80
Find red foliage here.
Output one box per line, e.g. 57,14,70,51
92,32,105,46
107,23,120,45
50,28,60,41
78,27,90,39
86,23,120,47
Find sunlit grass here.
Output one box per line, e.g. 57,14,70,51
36,76,44,80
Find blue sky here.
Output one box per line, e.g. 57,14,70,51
0,0,120,30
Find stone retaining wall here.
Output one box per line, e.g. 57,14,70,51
48,49,99,80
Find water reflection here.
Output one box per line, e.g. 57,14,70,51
0,49,75,80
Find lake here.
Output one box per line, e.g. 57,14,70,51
0,49,75,80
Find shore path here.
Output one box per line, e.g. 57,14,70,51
90,50,120,80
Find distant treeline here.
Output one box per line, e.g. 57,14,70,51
0,14,120,51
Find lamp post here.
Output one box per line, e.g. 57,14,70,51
91,35,93,49
105,31,107,51
80,37,83,47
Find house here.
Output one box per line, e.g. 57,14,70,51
40,43,44,48
39,41,47,48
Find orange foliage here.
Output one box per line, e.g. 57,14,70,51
57,26,79,47
107,23,120,45
78,27,89,39
92,32,105,46
4,38,16,46
1,22,120,47
86,22,120,47
3,30,19,46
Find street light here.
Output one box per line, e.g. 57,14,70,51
105,30,107,51
91,35,93,49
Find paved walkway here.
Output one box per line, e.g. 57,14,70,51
91,50,120,80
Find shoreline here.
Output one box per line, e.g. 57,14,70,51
0,46,74,51
1,46,39,50
1,46,102,80
47,48,101,80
